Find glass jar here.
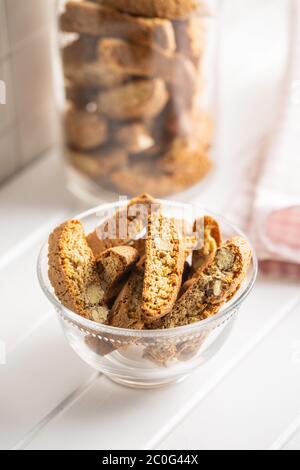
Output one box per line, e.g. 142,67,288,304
56,0,217,202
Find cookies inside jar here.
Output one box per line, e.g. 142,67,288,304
59,0,213,198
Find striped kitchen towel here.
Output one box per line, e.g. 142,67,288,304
228,0,300,279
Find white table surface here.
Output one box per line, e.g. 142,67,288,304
1,0,299,450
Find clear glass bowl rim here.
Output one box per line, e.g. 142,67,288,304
37,199,258,338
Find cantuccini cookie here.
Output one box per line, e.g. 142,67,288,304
62,38,126,88
60,1,176,51
96,246,140,302
180,216,222,294
98,38,197,98
62,34,98,63
69,147,128,180
110,167,171,198
191,215,222,275
65,107,108,150
110,150,212,197
153,237,252,328
87,193,157,258
64,59,126,89
143,212,186,320
98,79,169,120
48,220,109,323
101,0,205,20
109,259,145,329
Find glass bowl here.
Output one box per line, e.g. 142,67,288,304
37,200,257,389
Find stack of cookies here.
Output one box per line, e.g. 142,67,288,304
48,193,252,365
60,0,213,197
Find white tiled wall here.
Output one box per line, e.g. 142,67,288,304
0,0,58,184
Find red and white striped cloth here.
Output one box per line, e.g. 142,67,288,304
228,0,300,279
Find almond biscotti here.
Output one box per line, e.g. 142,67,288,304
63,39,126,88
97,79,169,120
191,215,222,275
96,246,139,302
154,236,252,328
180,215,222,294
87,193,157,258
109,113,213,195
110,150,212,197
65,107,108,150
142,212,186,321
64,59,126,89
69,147,128,180
48,220,109,324
97,38,197,97
60,1,176,51
101,0,204,20
110,165,178,198
109,259,145,329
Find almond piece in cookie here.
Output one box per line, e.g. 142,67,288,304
48,220,109,324
180,215,222,295
60,1,176,51
65,107,108,150
96,246,139,302
109,259,145,329
98,79,169,120
101,0,205,20
98,38,197,98
191,215,222,275
114,123,155,154
143,212,186,321
156,236,252,328
87,193,157,258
